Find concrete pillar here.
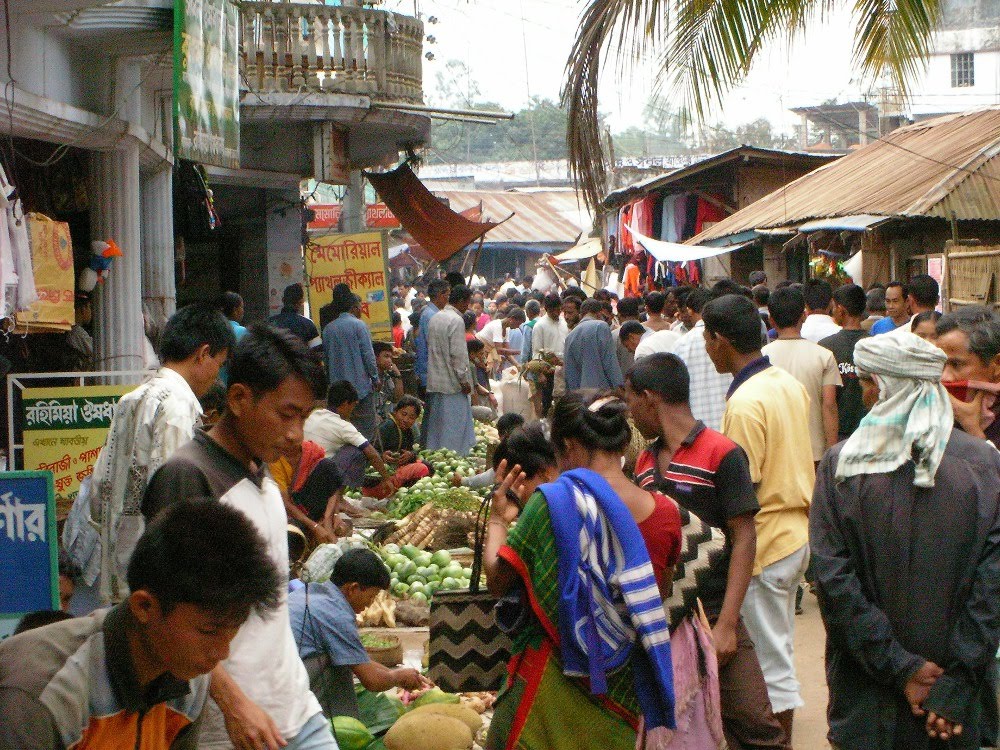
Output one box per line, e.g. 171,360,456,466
90,145,144,372
140,166,176,330
342,169,365,233
799,113,809,150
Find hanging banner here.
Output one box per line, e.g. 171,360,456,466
22,386,134,503
366,204,400,229
174,0,240,169
0,472,57,619
15,214,74,333
305,232,392,342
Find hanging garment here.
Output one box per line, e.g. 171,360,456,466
672,195,689,241
660,195,681,243
694,197,728,236
623,262,641,298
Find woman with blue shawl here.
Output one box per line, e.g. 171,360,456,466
484,392,682,750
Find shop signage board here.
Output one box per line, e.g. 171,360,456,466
174,0,241,169
305,232,392,342
0,471,57,619
306,204,400,231
22,386,134,503
366,204,400,229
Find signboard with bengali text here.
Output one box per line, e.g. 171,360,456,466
0,472,57,619
22,386,134,503
305,232,392,342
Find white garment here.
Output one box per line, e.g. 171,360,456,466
403,287,417,312
477,318,507,346
499,281,516,295
800,314,841,343
0,164,36,314
304,408,369,457
90,367,202,603
531,315,568,357
670,321,732,432
634,329,681,360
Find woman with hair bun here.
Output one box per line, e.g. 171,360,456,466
484,391,682,750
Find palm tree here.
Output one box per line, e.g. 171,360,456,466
563,0,943,211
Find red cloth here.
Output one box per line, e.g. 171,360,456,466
365,461,431,500
638,491,682,592
623,263,641,298
392,325,404,348
293,441,327,493
694,197,728,236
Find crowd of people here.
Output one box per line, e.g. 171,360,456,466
2,265,1000,750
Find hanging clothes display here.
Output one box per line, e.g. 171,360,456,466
0,163,37,318
623,261,641,298
694,196,728,236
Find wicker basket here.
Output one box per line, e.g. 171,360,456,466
363,633,403,667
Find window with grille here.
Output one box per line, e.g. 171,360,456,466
951,52,975,87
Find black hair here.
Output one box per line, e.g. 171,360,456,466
866,287,887,314
373,341,393,356
129,499,281,618
702,294,764,354
332,548,391,589
937,306,1000,364
619,320,646,340
506,288,520,300
908,274,940,307
158,304,235,363
550,390,632,454
525,299,541,317
428,279,450,299
645,292,666,314
511,294,528,308
543,293,562,312
198,379,228,414
219,292,244,319
467,338,485,355
686,288,712,315
748,271,767,287
626,353,690,404
886,280,908,298
392,312,401,326
506,307,526,324
283,283,305,306
463,311,478,330
496,412,526,438
594,289,612,302
775,280,794,290
618,297,641,318
393,395,423,416
768,286,806,329
327,379,359,409
408,311,421,329
445,271,467,289
832,284,867,318
752,285,770,307
580,298,603,316
561,287,587,303
803,279,833,311
449,284,473,305
492,423,557,479
711,279,744,299
911,310,942,330
14,610,74,635
229,325,325,399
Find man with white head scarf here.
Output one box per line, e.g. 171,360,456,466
810,333,1000,750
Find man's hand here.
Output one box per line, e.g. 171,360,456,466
393,668,432,691
949,392,987,438
926,711,963,741
212,669,287,750
712,620,738,667
312,524,336,545
904,661,943,716
460,381,472,395
488,392,499,409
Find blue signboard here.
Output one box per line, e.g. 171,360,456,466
0,472,57,619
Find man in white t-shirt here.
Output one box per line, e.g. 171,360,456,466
800,279,842,343
634,328,681,360
763,287,842,462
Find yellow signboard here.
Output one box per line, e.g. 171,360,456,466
305,232,392,342
15,214,74,333
22,386,134,502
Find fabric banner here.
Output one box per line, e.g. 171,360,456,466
0,472,57,618
305,232,392,341
622,223,737,263
15,214,74,333
174,0,240,168
22,386,134,503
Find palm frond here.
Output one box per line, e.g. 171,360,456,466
852,0,942,97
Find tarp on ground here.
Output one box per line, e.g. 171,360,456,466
623,223,746,263
365,164,506,262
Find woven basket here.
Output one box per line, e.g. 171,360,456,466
364,633,403,667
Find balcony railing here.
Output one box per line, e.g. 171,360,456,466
240,1,424,104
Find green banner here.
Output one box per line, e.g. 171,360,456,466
174,0,240,169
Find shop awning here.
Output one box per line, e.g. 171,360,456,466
365,163,508,262
798,214,892,233
624,224,748,263
555,238,603,262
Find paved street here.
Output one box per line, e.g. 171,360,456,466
793,589,830,749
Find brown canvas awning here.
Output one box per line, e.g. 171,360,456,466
365,163,506,262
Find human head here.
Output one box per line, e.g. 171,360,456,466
748,270,767,288
392,311,401,328
492,423,559,500
580,298,603,319
471,299,484,316
392,395,422,431
645,292,666,316
428,279,450,309
525,299,541,320
936,306,1000,383
866,287,887,316
220,291,244,323
550,391,632,471
768,286,806,330
373,341,394,372
907,274,939,314
911,310,942,342
14,609,73,635
225,326,325,464
618,297,641,320
625,353,690,440
522,275,534,288
543,293,562,319
467,338,487,365
504,307,526,328
496,412,526,440
445,271,467,289
463,311,478,334
561,296,581,328
449,284,473,314
282,283,305,311
331,548,391,613
158,304,235,397
752,285,770,309
127,498,282,680
831,283,867,326
884,281,909,322
619,320,645,353
683,288,712,325
327,379,359,416
408,311,421,332
711,278,745,299
58,552,79,611
803,279,834,314
702,294,764,375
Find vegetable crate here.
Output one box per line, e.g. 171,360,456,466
428,589,512,693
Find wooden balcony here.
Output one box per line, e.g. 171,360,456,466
239,1,424,104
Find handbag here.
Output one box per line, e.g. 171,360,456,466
428,494,513,692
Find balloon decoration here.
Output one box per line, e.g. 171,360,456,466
77,239,122,293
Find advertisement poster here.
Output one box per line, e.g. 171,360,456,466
15,214,74,333
174,0,240,168
22,386,134,503
0,472,57,618
305,232,392,341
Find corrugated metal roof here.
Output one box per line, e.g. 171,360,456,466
692,108,1000,245
434,189,590,244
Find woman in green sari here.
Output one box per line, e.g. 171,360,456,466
483,393,682,750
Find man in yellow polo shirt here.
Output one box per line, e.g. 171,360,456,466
703,293,814,748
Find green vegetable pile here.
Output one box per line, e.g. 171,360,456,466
380,545,474,604
360,633,398,650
